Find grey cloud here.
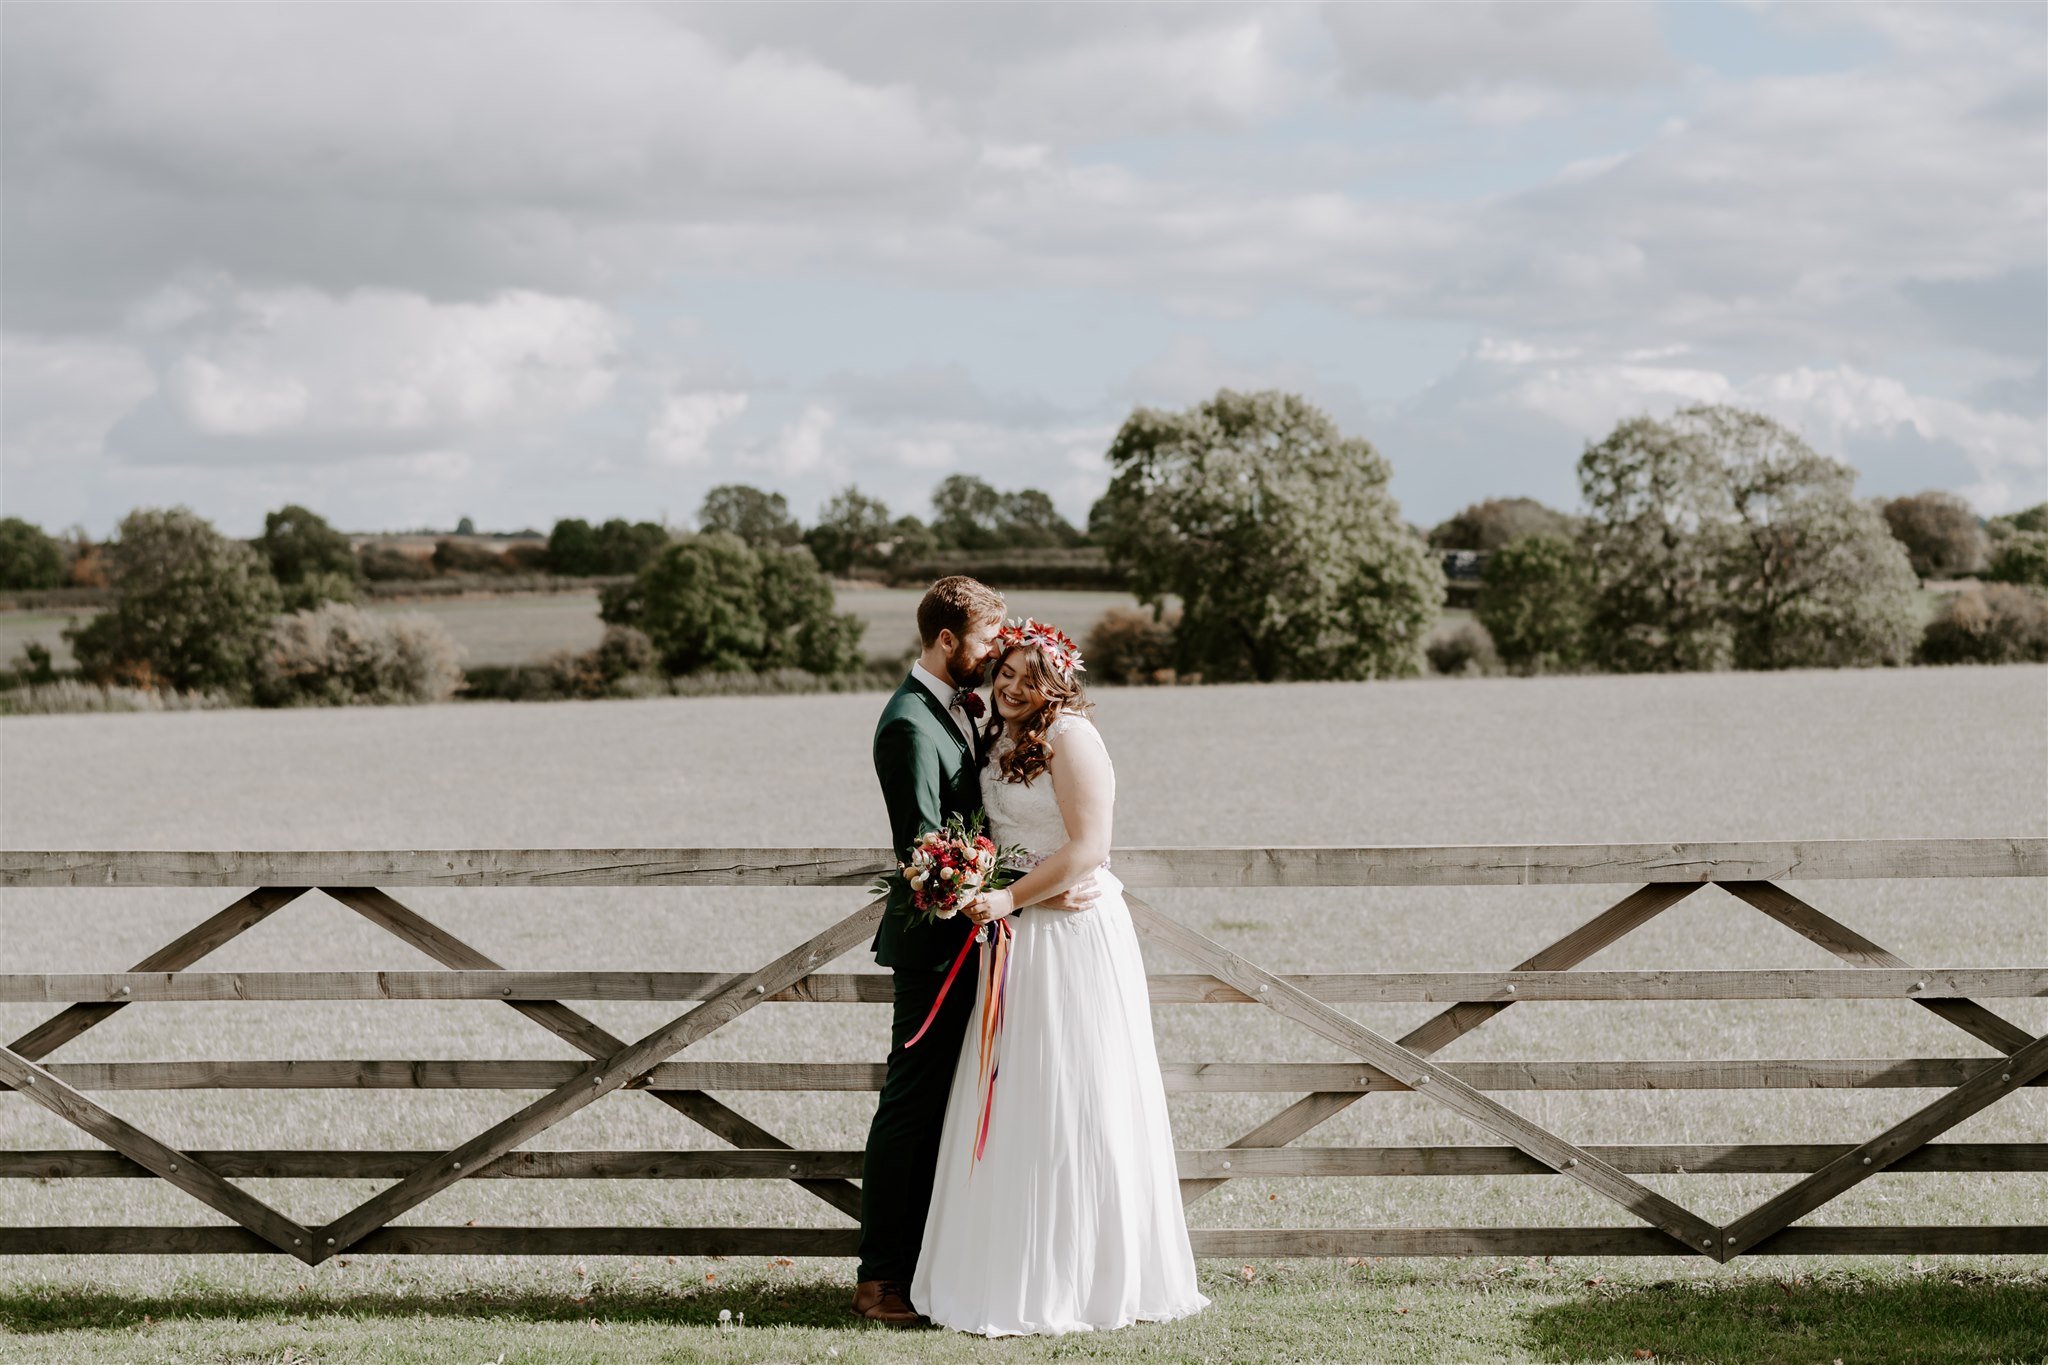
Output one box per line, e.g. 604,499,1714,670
816,364,1070,427
1320,1,1674,99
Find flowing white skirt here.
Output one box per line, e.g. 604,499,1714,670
909,871,1210,1337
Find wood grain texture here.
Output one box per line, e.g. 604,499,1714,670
5,839,2041,887
306,899,885,1261
12,966,2043,1003
1126,898,1722,1256
1721,1032,2048,1256
1180,883,1701,1204
28,1056,2032,1093
6,1224,2040,1257
0,1046,311,1260
1722,880,2036,1054
10,1143,2042,1180
325,885,864,1221
6,887,305,1060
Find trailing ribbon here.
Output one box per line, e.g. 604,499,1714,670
904,915,1015,1166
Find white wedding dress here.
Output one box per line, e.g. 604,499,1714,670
910,713,1209,1337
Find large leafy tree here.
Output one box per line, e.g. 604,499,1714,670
0,517,68,591
1702,407,1918,668
1096,388,1441,681
1983,531,2048,589
699,484,802,548
1882,491,1985,580
992,488,1081,549
257,504,358,585
65,507,282,694
1578,406,1918,671
1477,532,1591,673
929,474,1002,550
805,486,895,575
1577,415,1736,672
601,532,865,675
546,517,668,575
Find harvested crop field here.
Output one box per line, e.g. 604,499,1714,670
2,666,2044,1331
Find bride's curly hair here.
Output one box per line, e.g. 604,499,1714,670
983,642,1093,785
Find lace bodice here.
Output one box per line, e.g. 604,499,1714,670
980,712,1113,861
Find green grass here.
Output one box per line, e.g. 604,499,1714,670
2,1260,2043,1363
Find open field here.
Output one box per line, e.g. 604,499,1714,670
0,587,1145,672
2,666,2044,1359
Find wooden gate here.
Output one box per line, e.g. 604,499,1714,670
3,840,2044,1264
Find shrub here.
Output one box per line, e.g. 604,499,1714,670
1918,585,2048,665
1425,619,1499,677
431,538,512,575
0,680,236,716
1085,607,1181,684
1981,531,2048,590
278,569,360,613
1477,533,1590,673
1881,491,1985,580
526,625,660,701
0,517,68,590
502,541,552,573
358,544,435,581
64,506,281,696
1429,497,1576,552
251,602,465,706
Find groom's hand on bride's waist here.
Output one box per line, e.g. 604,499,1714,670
1041,875,1101,912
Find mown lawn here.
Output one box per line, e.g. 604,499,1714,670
3,1258,2044,1363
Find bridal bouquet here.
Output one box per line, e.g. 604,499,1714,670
873,814,1027,925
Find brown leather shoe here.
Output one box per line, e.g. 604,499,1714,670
851,1279,924,1327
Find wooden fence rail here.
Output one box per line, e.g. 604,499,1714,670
3,840,2043,1265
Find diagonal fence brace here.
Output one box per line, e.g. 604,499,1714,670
9,888,308,1061
0,1045,314,1262
1126,896,1720,1257
1723,1031,2048,1257
308,897,885,1262
324,886,864,1218
1176,883,1701,1205
1722,881,2033,1054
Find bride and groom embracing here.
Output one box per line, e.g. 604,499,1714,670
849,576,1209,1337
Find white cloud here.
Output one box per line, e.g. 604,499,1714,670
763,404,836,478
0,334,157,466
153,286,620,441
647,390,748,468
1437,340,2045,513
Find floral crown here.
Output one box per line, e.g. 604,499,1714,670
995,617,1084,677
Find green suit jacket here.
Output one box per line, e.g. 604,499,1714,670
871,673,983,970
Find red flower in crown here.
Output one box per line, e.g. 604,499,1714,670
996,616,1085,676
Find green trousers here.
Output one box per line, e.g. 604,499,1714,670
855,958,979,1284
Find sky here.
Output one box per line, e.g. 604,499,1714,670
2,1,2043,539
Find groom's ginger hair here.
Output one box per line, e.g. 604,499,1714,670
916,576,1005,646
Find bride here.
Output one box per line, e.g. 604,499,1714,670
908,618,1209,1337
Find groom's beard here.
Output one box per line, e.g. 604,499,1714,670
945,642,991,689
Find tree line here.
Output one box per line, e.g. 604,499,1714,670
3,387,2045,708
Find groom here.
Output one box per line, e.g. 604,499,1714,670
852,576,1094,1325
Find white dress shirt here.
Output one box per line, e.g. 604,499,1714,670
910,660,979,748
